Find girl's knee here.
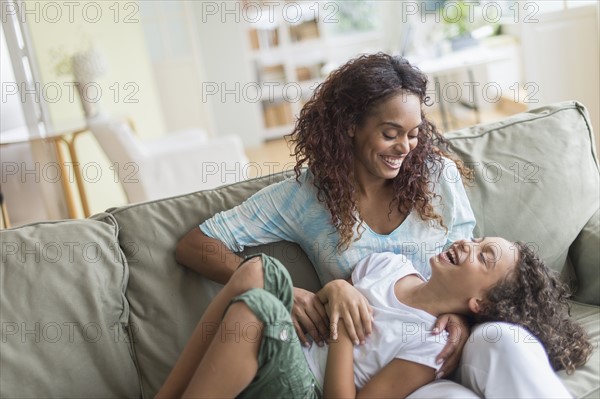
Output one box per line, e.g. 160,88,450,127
229,256,265,293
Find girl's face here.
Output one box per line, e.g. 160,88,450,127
349,93,422,184
430,237,519,312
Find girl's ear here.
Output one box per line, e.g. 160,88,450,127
348,125,356,138
468,297,482,314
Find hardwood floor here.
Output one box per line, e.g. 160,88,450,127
244,135,296,178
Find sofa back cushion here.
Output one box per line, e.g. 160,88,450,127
0,214,139,398
445,101,599,290
109,173,320,398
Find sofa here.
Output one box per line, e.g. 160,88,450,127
1,101,598,398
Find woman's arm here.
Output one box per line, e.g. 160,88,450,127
177,227,330,346
175,227,242,284
432,314,471,378
176,177,306,284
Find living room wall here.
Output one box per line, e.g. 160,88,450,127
24,0,167,214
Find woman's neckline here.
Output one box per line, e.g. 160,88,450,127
361,210,413,237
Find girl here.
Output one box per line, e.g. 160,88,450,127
158,238,592,398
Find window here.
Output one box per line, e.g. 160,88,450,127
321,0,377,36
139,1,191,61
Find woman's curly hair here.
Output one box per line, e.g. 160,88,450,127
475,242,593,374
289,53,469,251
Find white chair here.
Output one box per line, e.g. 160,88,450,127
87,114,249,204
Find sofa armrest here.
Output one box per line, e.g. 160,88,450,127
142,135,249,198
144,128,209,155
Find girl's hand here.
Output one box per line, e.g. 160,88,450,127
319,280,373,345
432,313,471,379
292,287,329,347
323,318,356,399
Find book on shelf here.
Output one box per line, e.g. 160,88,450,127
263,101,294,128
259,64,286,84
290,20,319,42
256,28,279,50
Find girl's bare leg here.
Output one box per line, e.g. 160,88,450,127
182,301,261,398
155,257,264,398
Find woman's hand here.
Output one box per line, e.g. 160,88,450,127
318,280,373,346
432,313,471,379
292,287,330,347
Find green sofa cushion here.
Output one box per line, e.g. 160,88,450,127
109,173,320,398
570,209,600,305
445,101,600,292
559,301,600,398
0,214,140,398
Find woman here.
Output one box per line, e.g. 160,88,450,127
158,238,591,398
177,52,475,353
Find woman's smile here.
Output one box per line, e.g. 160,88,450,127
380,154,406,169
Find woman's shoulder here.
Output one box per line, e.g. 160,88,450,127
426,156,462,185
250,168,317,202
426,155,459,171
279,168,316,191
291,167,314,183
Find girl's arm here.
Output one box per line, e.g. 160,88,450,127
317,279,373,344
323,322,435,399
357,359,435,399
323,321,356,398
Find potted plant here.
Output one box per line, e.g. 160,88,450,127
441,0,480,50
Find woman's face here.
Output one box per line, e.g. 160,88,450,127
349,93,422,183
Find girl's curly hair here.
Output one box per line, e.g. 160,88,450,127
476,242,593,374
289,53,469,251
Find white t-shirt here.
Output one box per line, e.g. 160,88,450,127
302,253,448,390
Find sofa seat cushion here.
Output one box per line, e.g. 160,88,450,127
109,172,321,398
559,302,600,398
0,214,140,398
569,209,600,305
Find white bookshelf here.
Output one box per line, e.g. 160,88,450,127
244,1,383,140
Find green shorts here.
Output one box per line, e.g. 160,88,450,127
229,254,320,399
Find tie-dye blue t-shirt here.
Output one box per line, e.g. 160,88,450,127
200,158,475,283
